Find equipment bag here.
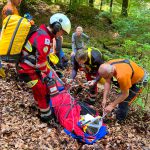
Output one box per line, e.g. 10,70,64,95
0,15,31,56
48,69,108,144
50,91,108,144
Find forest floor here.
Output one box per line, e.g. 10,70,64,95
0,0,150,149
0,62,150,150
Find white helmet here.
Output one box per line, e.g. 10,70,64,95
50,13,71,34
80,114,102,135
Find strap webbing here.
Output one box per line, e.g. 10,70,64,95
7,17,24,56
87,48,92,64
4,15,11,29
87,47,102,65
111,59,134,79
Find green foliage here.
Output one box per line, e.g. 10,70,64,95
122,40,150,67
131,98,145,110
112,0,150,79
67,5,102,29
20,0,40,15
138,32,150,44
68,1,80,12
113,1,150,38
42,0,53,5
114,18,141,37
122,40,137,54
96,11,111,19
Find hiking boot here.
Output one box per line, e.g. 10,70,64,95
29,104,39,111
39,107,53,123
40,114,54,123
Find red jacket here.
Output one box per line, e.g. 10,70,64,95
18,24,55,75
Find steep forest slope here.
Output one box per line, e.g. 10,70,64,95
0,1,150,150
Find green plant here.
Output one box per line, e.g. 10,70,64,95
122,40,137,55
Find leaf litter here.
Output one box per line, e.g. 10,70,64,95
0,63,149,150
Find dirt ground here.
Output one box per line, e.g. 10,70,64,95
0,63,150,150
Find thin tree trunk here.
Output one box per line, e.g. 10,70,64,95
70,0,78,6
110,0,113,14
100,0,103,10
89,0,94,7
70,0,72,6
121,0,129,16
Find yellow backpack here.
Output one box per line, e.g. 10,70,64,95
0,15,31,56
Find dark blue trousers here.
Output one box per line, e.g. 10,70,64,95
116,84,142,121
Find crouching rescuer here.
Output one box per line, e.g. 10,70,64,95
98,59,149,122
70,48,105,104
17,13,71,123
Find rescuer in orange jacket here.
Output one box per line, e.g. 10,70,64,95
98,59,148,122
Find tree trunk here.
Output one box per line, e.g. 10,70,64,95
70,0,72,6
70,0,78,5
121,0,129,16
110,0,113,14
89,0,94,7
100,0,103,10
71,0,78,5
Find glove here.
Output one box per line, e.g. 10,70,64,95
0,68,6,78
88,80,96,86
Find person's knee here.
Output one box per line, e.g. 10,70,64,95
32,81,48,97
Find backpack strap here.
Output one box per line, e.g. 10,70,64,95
87,47,92,64
3,15,12,29
87,47,102,65
16,25,38,68
110,59,134,79
7,17,24,56
24,25,39,47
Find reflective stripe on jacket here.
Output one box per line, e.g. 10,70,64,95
18,24,54,75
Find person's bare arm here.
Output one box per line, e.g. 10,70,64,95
104,89,129,113
114,89,129,106
61,36,63,43
52,38,56,54
102,78,111,108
